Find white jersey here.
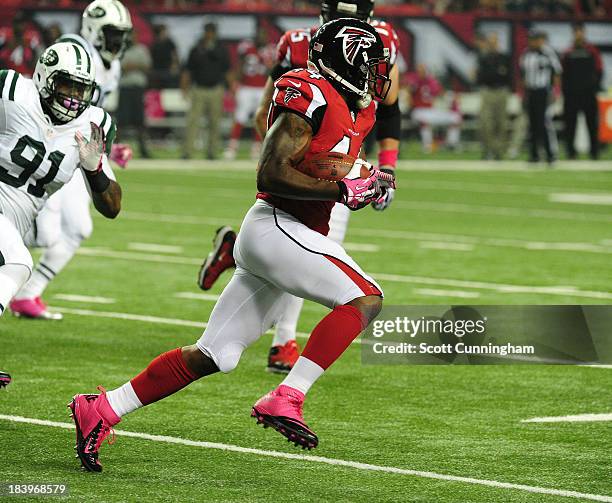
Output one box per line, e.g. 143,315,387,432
0,69,116,236
56,33,121,107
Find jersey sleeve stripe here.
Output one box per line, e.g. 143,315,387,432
0,70,8,97
102,112,112,135
99,112,108,131
8,71,19,101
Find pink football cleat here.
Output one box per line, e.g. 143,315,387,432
9,297,63,320
251,384,318,449
68,387,121,472
197,226,237,290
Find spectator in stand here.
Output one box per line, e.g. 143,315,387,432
477,32,511,160
150,24,179,88
182,22,230,160
118,30,152,159
407,63,461,153
562,22,602,159
41,23,62,50
223,26,275,160
0,12,40,77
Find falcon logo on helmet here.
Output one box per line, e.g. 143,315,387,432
335,26,377,65
284,87,302,104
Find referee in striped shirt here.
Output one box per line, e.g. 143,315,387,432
520,31,562,164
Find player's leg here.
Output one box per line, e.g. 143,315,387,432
445,111,462,150
249,87,265,159
0,213,33,388
267,202,351,373
240,201,383,448
224,87,249,160
13,174,91,319
412,108,434,153
183,87,205,159
207,85,224,160
11,191,62,319
0,214,33,316
584,94,599,160
69,265,287,471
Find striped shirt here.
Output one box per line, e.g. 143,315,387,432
520,46,561,90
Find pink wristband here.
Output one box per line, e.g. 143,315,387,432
378,149,398,169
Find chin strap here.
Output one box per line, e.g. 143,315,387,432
317,58,370,107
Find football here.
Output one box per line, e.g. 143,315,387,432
295,152,367,181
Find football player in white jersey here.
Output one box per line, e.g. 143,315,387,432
10,0,132,319
0,42,122,385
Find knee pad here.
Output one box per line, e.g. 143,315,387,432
198,342,245,374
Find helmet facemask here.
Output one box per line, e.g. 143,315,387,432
42,71,95,123
99,25,132,62
313,46,391,109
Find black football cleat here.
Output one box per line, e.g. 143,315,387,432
0,371,11,388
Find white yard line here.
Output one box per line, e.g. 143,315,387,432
550,193,612,206
372,273,612,301
128,242,183,254
393,200,612,223
50,307,207,329
0,415,609,502
72,247,612,301
53,294,116,305
522,413,612,423
342,242,380,252
418,241,475,252
118,211,242,227
76,247,202,265
109,211,612,255
174,292,220,302
415,288,480,299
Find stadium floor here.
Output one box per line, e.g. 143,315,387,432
2,159,611,502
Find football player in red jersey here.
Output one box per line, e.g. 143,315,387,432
198,0,401,374
68,18,394,471
224,27,275,160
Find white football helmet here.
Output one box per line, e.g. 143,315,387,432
34,42,96,123
81,0,132,63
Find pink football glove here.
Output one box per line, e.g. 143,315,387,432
337,160,396,211
110,143,133,169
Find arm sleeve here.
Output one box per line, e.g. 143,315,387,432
270,76,327,135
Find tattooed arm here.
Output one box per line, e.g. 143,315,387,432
256,111,340,201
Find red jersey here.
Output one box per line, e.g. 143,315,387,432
406,73,443,109
237,40,275,87
257,68,376,235
276,20,399,70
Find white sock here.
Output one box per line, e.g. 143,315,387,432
16,238,78,299
281,356,324,395
106,382,143,418
272,296,304,347
447,126,460,146
0,264,30,315
421,126,433,151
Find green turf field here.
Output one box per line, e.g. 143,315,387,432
1,160,611,502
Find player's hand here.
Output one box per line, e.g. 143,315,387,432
110,143,133,169
75,122,104,173
337,161,395,211
372,168,396,211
